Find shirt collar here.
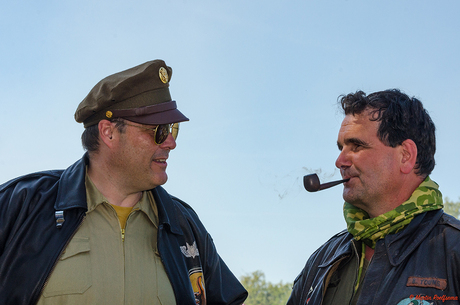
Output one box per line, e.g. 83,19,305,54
85,169,108,213
85,169,159,228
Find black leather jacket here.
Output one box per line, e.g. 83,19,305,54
288,209,460,305
0,154,247,305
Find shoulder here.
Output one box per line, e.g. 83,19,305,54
424,211,460,256
438,211,460,231
295,229,352,275
153,186,205,229
153,186,198,216
0,170,64,194
170,195,196,213
313,229,352,257
169,195,205,228
0,170,65,234
291,229,352,299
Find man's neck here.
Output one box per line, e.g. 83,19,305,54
363,175,425,218
365,245,374,261
87,158,143,207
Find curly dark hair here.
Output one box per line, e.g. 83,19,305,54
339,89,436,177
81,118,127,152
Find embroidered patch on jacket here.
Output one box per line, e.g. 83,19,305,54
397,296,434,305
189,267,206,305
406,276,447,290
180,241,200,258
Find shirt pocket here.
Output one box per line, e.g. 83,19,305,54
42,237,92,297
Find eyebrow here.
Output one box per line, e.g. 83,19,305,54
337,137,370,150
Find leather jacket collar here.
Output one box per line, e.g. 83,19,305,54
319,209,444,269
385,209,443,266
53,153,184,236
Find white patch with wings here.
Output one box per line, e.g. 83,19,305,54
180,241,200,258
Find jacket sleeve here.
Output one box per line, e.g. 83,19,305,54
201,231,248,305
171,196,248,305
0,172,68,305
0,173,58,256
286,252,318,305
0,179,19,256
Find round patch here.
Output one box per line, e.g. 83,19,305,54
106,111,113,118
397,297,435,305
159,67,169,83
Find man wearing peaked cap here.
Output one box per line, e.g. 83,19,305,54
0,60,248,305
75,60,189,127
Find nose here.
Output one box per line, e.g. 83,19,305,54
160,133,177,150
335,148,351,170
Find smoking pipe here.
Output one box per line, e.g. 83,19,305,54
303,173,350,192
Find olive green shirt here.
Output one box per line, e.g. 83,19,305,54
322,240,370,305
37,174,176,305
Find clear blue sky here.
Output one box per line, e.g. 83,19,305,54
1,0,459,284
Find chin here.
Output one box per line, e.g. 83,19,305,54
153,175,168,188
343,192,358,205
342,189,351,201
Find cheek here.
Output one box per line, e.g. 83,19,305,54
131,139,155,157
351,156,379,184
361,154,397,184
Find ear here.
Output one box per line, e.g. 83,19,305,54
400,139,418,174
98,120,116,148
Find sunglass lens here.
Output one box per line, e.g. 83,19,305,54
171,123,179,140
155,123,180,144
155,124,170,144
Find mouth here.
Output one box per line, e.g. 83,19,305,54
341,174,355,184
152,158,168,166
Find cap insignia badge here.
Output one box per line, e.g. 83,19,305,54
159,67,169,84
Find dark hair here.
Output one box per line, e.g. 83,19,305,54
339,89,436,177
81,118,127,152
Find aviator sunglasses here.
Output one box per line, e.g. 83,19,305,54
123,122,180,145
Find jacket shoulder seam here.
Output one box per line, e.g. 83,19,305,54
439,212,460,230
0,170,62,192
170,195,194,210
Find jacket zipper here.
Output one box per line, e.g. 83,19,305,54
120,209,139,242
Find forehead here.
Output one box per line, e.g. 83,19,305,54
338,112,380,141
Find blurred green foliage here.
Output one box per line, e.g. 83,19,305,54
240,270,292,305
444,197,460,219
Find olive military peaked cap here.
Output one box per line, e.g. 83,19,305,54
75,60,189,128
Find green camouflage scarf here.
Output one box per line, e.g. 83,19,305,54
344,176,443,249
